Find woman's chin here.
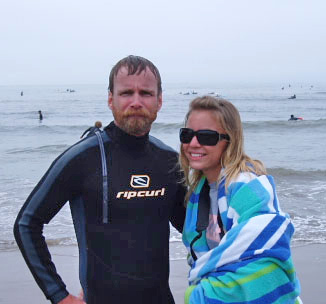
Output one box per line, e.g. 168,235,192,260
189,161,205,171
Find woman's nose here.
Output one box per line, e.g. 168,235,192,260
189,135,201,147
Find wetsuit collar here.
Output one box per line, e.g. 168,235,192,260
105,121,149,150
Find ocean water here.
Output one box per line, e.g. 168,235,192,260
0,83,325,260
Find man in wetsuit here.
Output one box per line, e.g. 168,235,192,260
14,55,186,304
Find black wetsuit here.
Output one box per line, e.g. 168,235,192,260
80,126,100,138
14,122,186,304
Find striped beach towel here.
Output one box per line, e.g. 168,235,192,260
182,173,301,303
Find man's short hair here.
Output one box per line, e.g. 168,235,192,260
108,55,162,95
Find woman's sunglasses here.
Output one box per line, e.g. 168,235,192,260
179,128,230,146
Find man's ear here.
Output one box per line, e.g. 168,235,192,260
108,91,113,110
157,94,162,112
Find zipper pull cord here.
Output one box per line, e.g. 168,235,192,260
95,131,109,224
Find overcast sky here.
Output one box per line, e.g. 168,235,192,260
1,0,325,85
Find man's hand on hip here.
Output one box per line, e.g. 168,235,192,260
58,294,86,304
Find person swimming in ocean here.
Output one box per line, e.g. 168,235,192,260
289,114,298,120
288,114,303,121
288,94,296,99
38,110,43,121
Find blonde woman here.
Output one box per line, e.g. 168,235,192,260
180,96,301,303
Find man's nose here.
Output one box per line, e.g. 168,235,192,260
130,93,143,108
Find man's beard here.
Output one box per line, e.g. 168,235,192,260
112,108,157,136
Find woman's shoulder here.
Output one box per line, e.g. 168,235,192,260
230,171,257,184
226,171,275,198
226,171,258,192
224,172,279,222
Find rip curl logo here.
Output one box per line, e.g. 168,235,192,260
116,174,166,200
130,175,150,188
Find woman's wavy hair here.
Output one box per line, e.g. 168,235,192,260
179,96,266,201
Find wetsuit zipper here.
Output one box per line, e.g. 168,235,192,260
95,131,109,224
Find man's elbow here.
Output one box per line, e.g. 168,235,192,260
13,212,40,245
13,215,24,244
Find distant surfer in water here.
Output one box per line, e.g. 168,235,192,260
80,121,102,138
288,94,296,99
38,110,43,121
288,114,303,121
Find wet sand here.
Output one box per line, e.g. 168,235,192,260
1,244,325,303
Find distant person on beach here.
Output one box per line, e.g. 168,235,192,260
38,110,43,121
14,55,186,304
80,121,102,138
21,91,23,96
179,96,301,303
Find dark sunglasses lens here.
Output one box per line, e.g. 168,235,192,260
179,128,194,143
197,131,219,146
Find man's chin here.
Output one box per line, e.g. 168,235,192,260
121,118,152,136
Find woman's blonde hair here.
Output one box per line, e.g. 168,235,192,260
179,96,266,201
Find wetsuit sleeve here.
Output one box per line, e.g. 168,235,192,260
169,171,186,233
13,149,82,304
81,127,92,138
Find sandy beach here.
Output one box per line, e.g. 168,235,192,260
1,244,324,304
